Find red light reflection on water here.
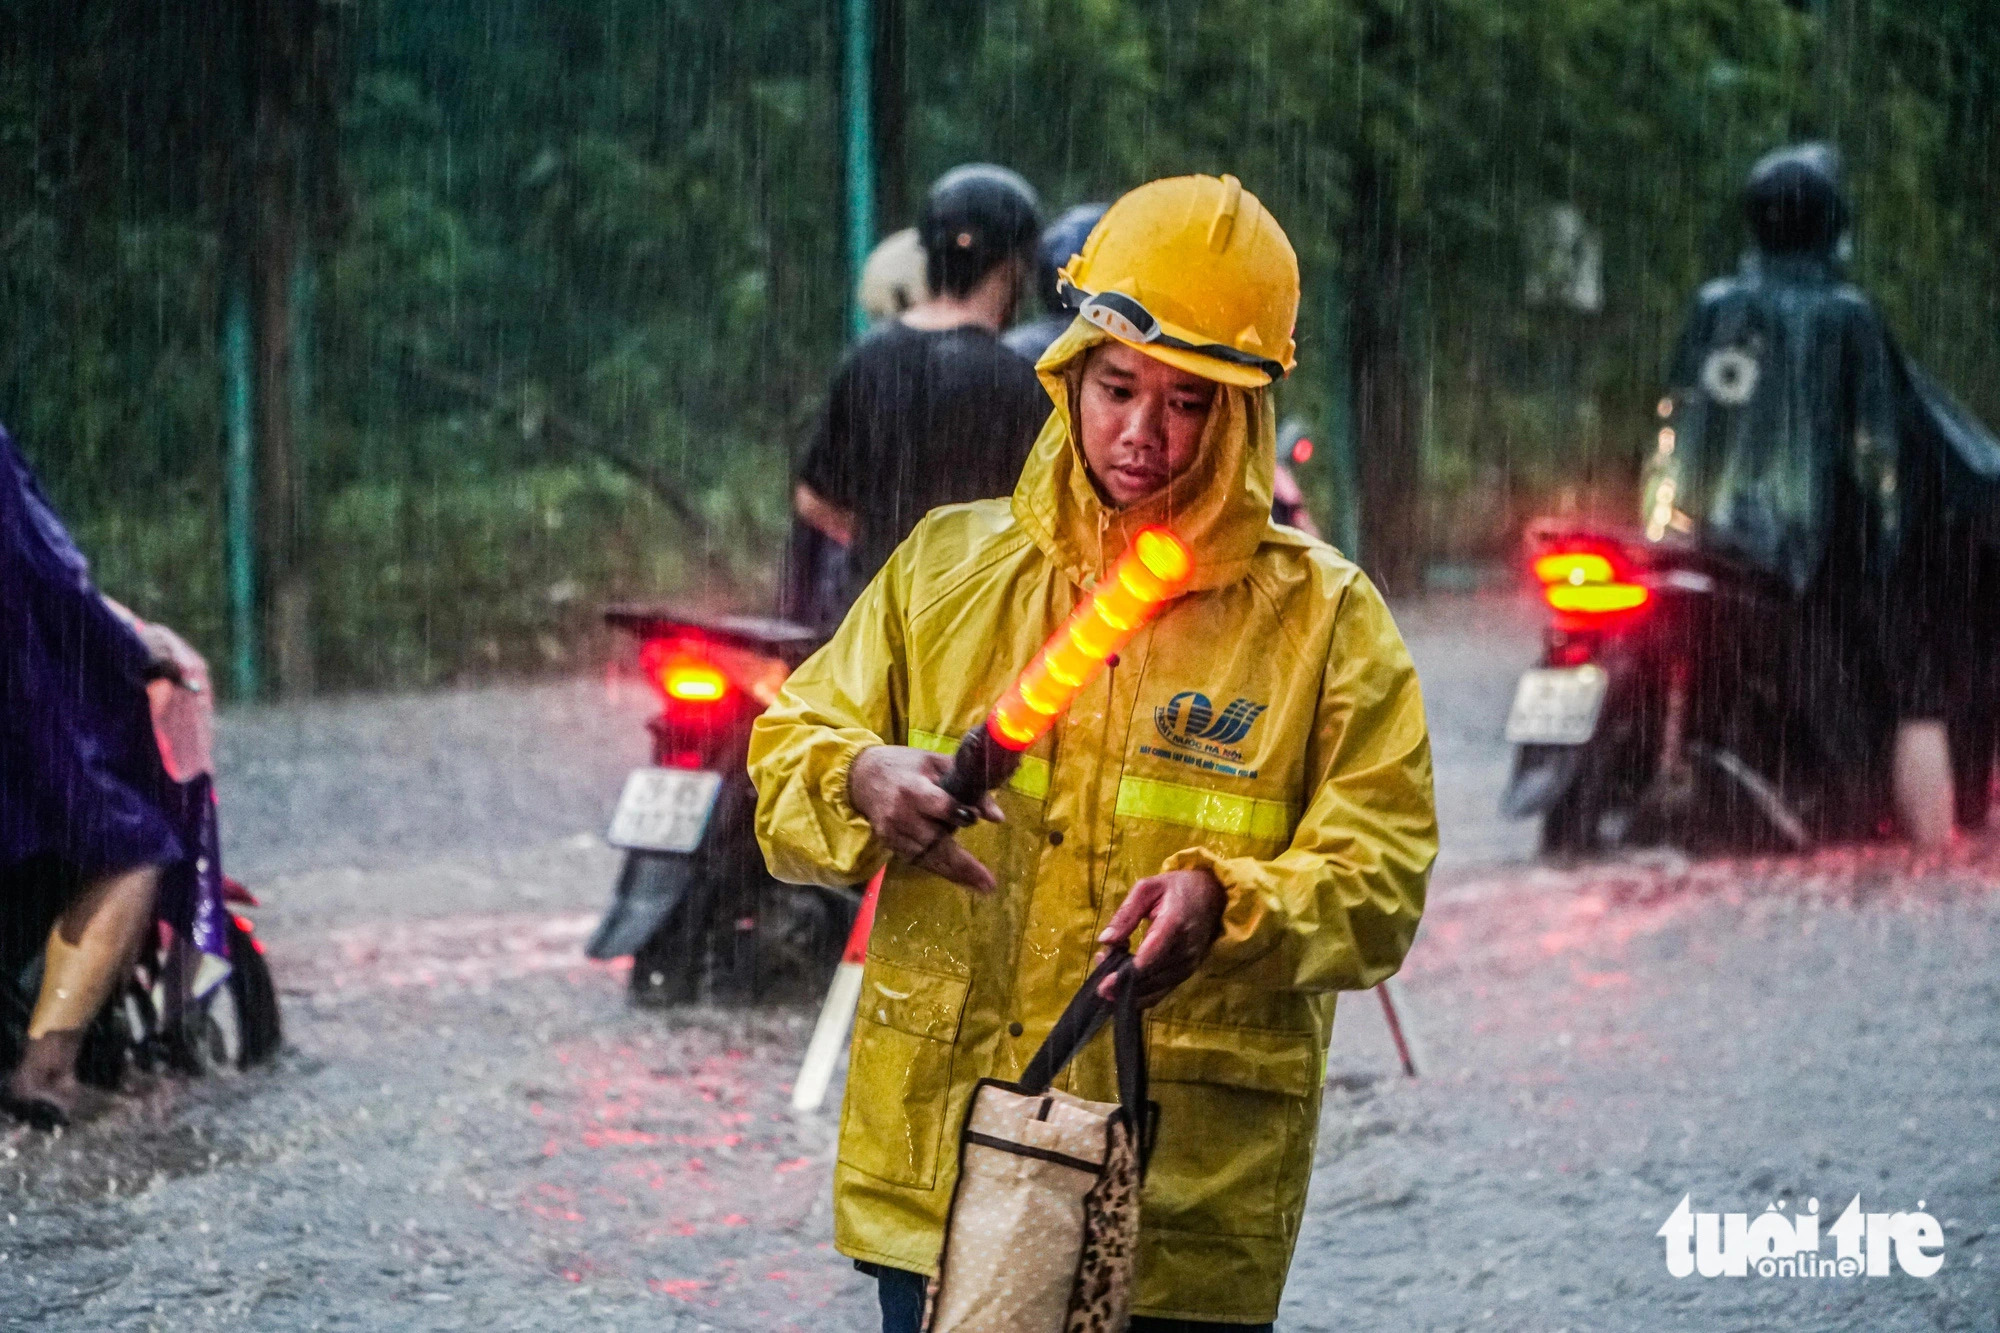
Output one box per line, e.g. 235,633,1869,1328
493,1016,847,1312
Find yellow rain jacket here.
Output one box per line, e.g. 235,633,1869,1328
749,321,1436,1323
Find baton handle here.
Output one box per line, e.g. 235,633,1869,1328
938,722,1021,806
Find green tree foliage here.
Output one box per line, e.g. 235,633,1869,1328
4,0,1998,687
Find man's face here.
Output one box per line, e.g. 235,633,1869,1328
1076,343,1219,507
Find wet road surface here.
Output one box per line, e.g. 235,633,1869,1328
4,592,1995,1331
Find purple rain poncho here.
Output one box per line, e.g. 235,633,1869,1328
0,427,183,879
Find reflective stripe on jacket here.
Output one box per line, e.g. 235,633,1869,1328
749,319,1436,1322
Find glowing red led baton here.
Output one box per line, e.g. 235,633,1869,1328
937,525,1194,805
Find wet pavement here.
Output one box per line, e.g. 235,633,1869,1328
4,592,1995,1331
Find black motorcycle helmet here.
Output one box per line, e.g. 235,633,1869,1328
1742,142,1851,256
919,164,1042,298
1033,203,1108,314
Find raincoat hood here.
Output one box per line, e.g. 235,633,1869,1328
1743,142,1849,259
1013,318,1275,593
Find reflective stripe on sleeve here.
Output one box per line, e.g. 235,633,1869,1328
1114,775,1295,842
907,728,1052,801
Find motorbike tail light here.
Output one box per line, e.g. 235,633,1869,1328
1532,551,1615,586
1529,537,1651,626
637,635,794,708
639,639,732,706
663,659,728,702
1545,581,1650,616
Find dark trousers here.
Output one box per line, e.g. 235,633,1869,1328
874,1265,1274,1332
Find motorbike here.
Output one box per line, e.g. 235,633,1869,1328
0,863,281,1091
0,623,281,1094
1500,523,1903,856
587,606,857,1006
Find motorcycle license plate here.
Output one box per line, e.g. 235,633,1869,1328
606,767,723,853
1504,665,1609,745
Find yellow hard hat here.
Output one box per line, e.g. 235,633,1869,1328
1057,174,1299,388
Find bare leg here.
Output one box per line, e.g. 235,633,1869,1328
5,864,159,1121
1892,719,1956,850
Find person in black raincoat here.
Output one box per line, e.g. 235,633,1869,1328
0,428,177,1126
1644,143,2000,833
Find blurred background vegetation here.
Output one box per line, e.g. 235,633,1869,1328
3,0,1997,694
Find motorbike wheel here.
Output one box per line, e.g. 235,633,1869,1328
225,918,282,1067
1539,782,1604,857
167,919,283,1073
628,855,702,1009
1949,702,1996,832
748,885,854,1004
627,775,763,1008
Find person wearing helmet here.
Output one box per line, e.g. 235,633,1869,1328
787,164,1049,624
751,175,1435,1328
1012,198,1326,539
1646,142,2000,840
779,227,939,627
1002,202,1108,365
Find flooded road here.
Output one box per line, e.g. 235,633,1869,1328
4,593,1995,1330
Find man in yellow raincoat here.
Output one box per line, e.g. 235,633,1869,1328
750,174,1436,1328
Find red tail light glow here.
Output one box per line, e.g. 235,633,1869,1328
663,659,728,702
637,635,792,708
1532,551,1614,586
1529,537,1652,625
639,638,732,706
1545,581,1650,614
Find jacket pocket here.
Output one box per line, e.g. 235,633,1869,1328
1141,1019,1321,1240
838,958,972,1190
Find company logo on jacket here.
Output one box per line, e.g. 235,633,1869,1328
1141,690,1267,777
1156,691,1267,746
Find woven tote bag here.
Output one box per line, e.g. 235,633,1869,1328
926,947,1155,1333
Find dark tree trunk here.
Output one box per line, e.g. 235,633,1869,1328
872,0,909,229
237,0,340,698
1345,155,1423,597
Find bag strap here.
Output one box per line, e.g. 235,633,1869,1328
1017,946,1153,1170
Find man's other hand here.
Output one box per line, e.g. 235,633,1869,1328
1094,868,1227,1007
793,482,856,546
848,746,1004,893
